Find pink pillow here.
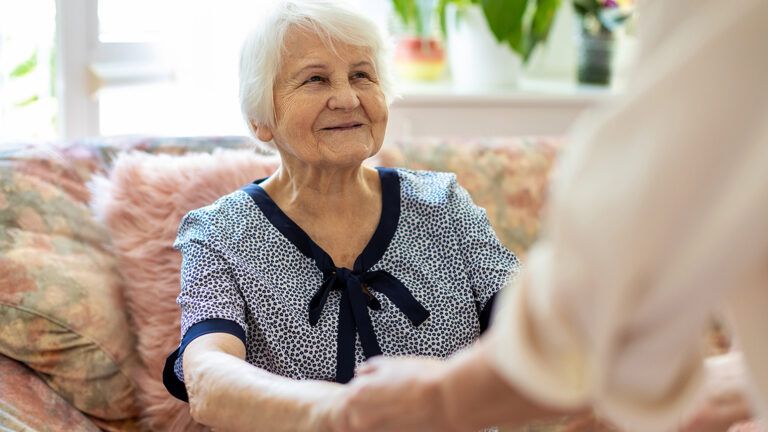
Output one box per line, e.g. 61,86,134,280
91,149,279,431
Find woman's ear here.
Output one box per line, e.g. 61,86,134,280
251,120,274,142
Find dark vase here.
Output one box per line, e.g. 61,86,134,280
577,31,616,85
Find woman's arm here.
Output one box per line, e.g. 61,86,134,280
183,333,345,432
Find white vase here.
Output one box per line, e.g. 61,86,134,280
445,3,522,91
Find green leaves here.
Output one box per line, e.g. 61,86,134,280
526,0,562,60
392,0,425,37
480,0,560,61
392,0,414,26
532,0,560,38
437,0,450,38
437,0,479,38
404,0,562,63
8,51,42,108
15,94,39,107
572,0,599,16
10,50,38,79
481,0,527,45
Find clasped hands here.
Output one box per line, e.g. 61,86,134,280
324,352,755,432
330,356,464,432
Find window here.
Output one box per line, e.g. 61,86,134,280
50,0,390,140
0,0,57,142
93,0,260,137
97,0,171,43
4,0,614,143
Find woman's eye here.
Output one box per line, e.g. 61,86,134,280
304,75,325,84
351,72,370,80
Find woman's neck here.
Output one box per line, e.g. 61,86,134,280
260,159,380,219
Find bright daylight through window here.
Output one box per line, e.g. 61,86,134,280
0,0,57,143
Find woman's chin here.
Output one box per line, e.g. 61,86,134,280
318,140,380,166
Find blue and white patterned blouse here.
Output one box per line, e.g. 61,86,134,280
163,167,519,401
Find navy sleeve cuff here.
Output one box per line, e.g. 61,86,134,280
162,319,247,402
477,291,498,334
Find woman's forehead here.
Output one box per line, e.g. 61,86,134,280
280,27,373,69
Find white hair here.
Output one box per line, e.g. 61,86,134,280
239,0,396,141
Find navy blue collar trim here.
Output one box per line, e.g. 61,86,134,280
241,167,400,275
242,167,430,384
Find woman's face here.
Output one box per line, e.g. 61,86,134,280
258,27,388,168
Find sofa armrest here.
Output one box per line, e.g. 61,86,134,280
0,354,101,432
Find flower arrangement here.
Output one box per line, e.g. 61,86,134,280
573,0,634,36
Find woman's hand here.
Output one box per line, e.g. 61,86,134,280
558,413,619,432
301,380,351,432
332,341,560,432
331,357,459,432
678,390,753,432
677,351,754,432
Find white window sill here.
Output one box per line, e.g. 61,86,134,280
394,77,616,107
386,78,614,142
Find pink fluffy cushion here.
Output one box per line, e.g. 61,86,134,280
90,149,279,431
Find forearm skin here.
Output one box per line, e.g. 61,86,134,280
184,335,343,432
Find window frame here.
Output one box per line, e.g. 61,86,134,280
55,0,170,139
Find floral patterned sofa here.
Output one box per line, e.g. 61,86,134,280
0,134,681,431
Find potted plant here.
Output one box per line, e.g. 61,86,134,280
438,0,561,62
390,0,446,81
436,0,561,89
572,0,634,85
391,0,561,88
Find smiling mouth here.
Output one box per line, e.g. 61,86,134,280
321,123,364,131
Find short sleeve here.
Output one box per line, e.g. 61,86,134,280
175,238,248,337
162,209,248,402
447,178,521,331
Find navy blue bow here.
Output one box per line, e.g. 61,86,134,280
308,267,429,383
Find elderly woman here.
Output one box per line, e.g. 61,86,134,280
161,1,517,431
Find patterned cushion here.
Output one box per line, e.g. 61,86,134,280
0,354,101,431
0,136,256,197
0,137,257,426
0,162,140,421
378,137,562,258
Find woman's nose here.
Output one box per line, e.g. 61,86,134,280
328,82,360,111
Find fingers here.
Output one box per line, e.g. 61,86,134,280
337,379,395,432
335,357,448,432
357,356,383,375
678,392,754,432
560,413,619,432
560,414,597,432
